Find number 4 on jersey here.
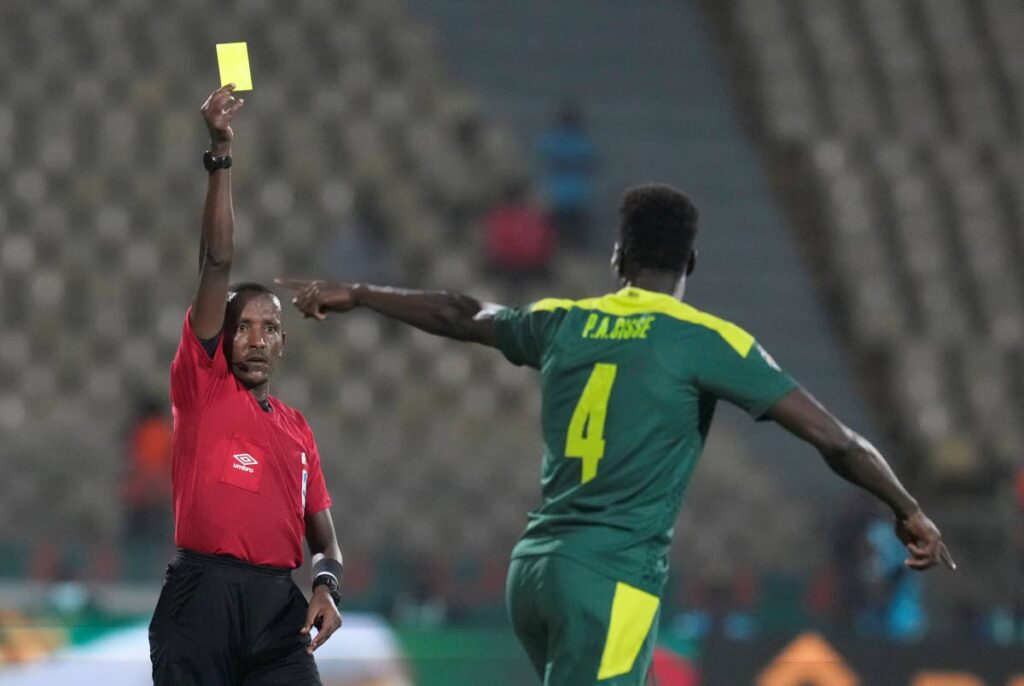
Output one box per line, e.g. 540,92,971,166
565,363,618,484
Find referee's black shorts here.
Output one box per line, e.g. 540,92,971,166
149,549,322,686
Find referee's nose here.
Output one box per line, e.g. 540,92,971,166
247,328,267,349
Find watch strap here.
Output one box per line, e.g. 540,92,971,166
312,573,341,605
203,150,233,173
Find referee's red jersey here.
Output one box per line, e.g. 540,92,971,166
169,310,331,569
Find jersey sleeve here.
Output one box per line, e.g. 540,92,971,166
169,308,230,410
693,332,798,420
493,303,568,369
304,435,332,516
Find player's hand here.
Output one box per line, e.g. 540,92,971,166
895,510,956,571
275,278,359,321
301,586,342,654
201,84,245,150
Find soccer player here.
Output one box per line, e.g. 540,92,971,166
278,184,953,685
148,85,344,686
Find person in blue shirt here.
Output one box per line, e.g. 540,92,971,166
538,102,597,250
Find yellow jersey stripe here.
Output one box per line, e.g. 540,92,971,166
529,287,755,357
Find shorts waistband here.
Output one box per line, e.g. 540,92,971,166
174,548,293,577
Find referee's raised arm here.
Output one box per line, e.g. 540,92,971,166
192,84,244,339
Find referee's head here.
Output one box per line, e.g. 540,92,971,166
224,282,286,389
613,183,698,283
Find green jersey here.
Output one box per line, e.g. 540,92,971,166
493,286,797,594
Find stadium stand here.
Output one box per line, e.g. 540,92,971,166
701,0,1024,621
704,0,1024,484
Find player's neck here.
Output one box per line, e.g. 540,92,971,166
623,271,686,301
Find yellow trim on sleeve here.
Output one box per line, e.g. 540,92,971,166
598,582,660,680
528,288,755,356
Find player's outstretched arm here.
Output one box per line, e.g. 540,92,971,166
768,388,956,572
276,279,502,347
191,84,245,339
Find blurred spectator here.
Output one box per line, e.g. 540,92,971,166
395,553,449,626
121,396,173,544
1016,467,1024,509
857,516,926,640
324,193,394,284
651,648,700,686
830,495,876,621
538,102,596,250
484,181,556,280
681,553,762,640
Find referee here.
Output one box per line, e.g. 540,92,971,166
148,85,343,686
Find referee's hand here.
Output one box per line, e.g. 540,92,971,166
200,83,245,149
302,587,342,654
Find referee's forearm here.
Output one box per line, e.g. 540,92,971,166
305,510,343,567
309,544,342,564
199,154,234,271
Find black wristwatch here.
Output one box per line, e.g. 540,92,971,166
203,150,233,173
312,573,341,605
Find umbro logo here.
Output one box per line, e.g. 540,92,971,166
233,453,258,473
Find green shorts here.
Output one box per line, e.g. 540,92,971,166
506,554,661,686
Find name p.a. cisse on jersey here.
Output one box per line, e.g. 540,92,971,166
581,313,656,341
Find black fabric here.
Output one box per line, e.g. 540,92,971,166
311,557,344,584
150,549,321,686
198,334,221,359
311,558,343,605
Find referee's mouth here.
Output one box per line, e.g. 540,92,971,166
239,356,269,371
234,356,272,383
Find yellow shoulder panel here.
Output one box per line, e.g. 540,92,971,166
529,290,755,357
601,290,755,356
664,303,755,357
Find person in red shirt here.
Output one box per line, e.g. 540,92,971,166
484,182,557,279
148,85,343,686
122,395,173,545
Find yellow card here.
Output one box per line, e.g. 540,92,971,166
216,42,253,91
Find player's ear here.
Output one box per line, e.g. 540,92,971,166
685,250,697,277
279,330,286,357
611,242,623,277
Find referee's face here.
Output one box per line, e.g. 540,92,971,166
226,293,286,390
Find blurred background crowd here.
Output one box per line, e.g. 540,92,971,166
0,0,1022,682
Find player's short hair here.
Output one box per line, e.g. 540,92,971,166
618,183,698,274
225,282,280,323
